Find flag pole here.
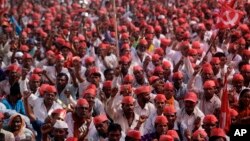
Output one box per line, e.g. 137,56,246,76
112,0,120,58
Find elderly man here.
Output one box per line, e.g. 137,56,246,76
89,114,110,140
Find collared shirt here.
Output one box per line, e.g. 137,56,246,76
143,110,161,135
174,83,188,108
106,97,145,134
43,66,70,84
28,94,62,122
65,112,96,138
134,101,156,117
57,84,78,107
198,94,221,115
176,106,205,131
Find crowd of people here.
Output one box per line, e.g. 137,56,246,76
0,0,250,141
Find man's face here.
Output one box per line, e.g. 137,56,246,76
108,130,121,141
95,121,109,136
134,70,144,80
155,123,168,135
84,94,95,107
164,113,176,125
173,77,183,87
164,88,174,99
56,76,68,88
141,93,150,103
29,79,41,91
75,105,89,118
201,72,213,81
122,103,134,114
44,92,56,105
202,122,216,136
204,87,215,99
184,100,196,114
90,75,101,86
52,128,67,140
155,101,166,112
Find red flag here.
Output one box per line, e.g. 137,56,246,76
219,0,237,7
219,74,231,133
216,6,243,29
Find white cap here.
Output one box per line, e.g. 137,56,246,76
158,15,165,20
53,120,68,129
15,52,23,58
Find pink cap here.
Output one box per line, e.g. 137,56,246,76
93,114,108,125
184,92,198,103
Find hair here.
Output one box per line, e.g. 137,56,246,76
108,123,122,133
213,52,226,58
238,88,250,112
10,82,21,97
104,68,114,76
57,72,69,82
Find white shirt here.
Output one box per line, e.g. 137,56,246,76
176,106,205,131
134,101,156,117
198,94,221,115
104,53,118,69
27,94,62,122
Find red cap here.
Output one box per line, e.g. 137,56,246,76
85,57,95,64
122,96,135,104
120,56,131,64
203,80,216,89
33,68,43,74
192,129,207,140
39,84,50,97
139,39,148,46
188,48,198,56
164,82,174,90
162,61,171,69
30,74,41,81
56,54,65,61
154,48,164,56
121,33,129,39
89,67,100,75
167,130,179,139
103,81,112,88
155,94,166,102
72,56,81,62
123,74,134,83
203,114,218,124
242,49,250,56
82,88,96,97
155,115,168,124
210,128,226,139
121,43,130,50
192,41,200,49
154,66,164,73
45,85,57,94
173,71,183,79
133,65,143,72
155,25,162,32
149,76,160,84
93,114,108,125
20,45,29,52
241,64,250,71
86,84,97,90
23,53,32,59
77,98,89,107
233,73,244,81
159,135,174,141
202,66,213,74
134,85,151,95
7,64,20,72
163,106,176,114
210,57,221,64
52,109,67,119
152,54,161,61
46,50,55,56
120,84,132,92
127,130,141,140
161,38,171,46
184,92,197,103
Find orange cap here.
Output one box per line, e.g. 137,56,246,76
203,114,218,124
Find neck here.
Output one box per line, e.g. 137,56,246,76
124,112,134,119
138,100,146,109
157,109,163,115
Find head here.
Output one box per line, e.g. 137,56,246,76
8,114,24,132
104,68,115,81
164,82,175,99
154,94,167,113
163,106,177,126
133,66,144,82
108,123,122,141
135,86,151,104
43,85,57,106
192,129,208,141
202,115,218,136
232,73,244,92
89,67,101,86
125,130,141,141
75,98,90,118
52,120,68,140
184,92,198,115
121,96,135,115
29,74,41,92
155,116,168,135
201,67,214,81
94,114,109,137
203,80,216,100
56,73,69,89
238,88,250,112
209,128,226,141
172,71,184,88
82,88,96,108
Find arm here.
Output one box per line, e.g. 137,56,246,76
23,91,36,122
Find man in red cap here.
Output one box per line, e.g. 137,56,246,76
202,114,218,137
65,98,95,139
176,92,204,132
25,84,62,122
133,65,148,87
142,116,169,140
164,82,180,110
89,114,110,140
106,96,145,134
198,80,221,115
131,39,151,67
125,129,141,141
172,71,188,108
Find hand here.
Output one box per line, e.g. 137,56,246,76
193,65,201,76
114,65,121,76
23,91,31,100
64,89,71,98
184,129,192,141
78,119,91,139
193,117,201,132
41,123,53,134
143,56,151,69
138,115,148,124
21,68,28,80
99,90,106,101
